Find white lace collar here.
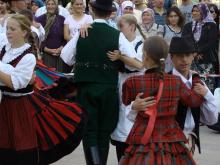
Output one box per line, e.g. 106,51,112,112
2,43,31,64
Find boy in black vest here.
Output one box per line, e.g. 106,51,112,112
61,0,142,164
124,37,218,156
169,37,218,154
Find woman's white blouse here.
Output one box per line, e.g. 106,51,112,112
0,43,36,90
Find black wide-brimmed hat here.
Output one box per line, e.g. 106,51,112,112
169,37,196,54
90,0,114,12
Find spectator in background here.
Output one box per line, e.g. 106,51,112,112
208,3,219,28
19,9,45,50
35,0,70,18
64,0,93,41
107,2,118,29
36,0,68,72
0,0,9,50
148,0,176,11
163,6,185,72
131,0,147,11
31,0,45,14
122,0,142,23
17,0,28,11
179,0,194,24
182,3,218,92
140,8,164,38
10,0,27,12
153,0,167,25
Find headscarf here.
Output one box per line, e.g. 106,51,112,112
121,1,135,13
44,0,59,40
141,8,155,31
192,3,215,41
32,0,45,8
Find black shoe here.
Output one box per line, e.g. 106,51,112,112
83,146,101,165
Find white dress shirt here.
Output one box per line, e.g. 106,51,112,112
172,68,218,137
61,19,138,67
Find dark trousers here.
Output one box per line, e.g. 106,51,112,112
111,140,129,162
76,83,119,150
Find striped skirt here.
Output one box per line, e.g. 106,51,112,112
0,90,87,164
119,142,196,165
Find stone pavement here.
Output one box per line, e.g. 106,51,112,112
53,126,220,165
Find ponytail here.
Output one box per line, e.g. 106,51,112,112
28,32,38,58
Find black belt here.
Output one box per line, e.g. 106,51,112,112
75,62,117,70
0,85,33,93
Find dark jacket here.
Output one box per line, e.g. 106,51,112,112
182,22,218,64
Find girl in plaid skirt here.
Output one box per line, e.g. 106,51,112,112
119,36,207,165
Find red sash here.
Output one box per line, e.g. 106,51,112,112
141,80,164,144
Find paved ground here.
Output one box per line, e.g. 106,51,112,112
53,126,220,165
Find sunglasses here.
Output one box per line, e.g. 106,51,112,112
210,10,215,13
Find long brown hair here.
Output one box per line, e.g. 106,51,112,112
166,6,185,28
10,14,37,57
143,36,168,79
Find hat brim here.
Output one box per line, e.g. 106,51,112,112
90,2,114,12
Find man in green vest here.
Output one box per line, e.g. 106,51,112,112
61,0,142,164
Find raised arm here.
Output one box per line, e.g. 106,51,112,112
179,79,204,108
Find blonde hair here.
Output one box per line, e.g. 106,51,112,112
10,14,37,56
119,14,146,40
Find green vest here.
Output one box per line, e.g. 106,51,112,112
74,22,121,84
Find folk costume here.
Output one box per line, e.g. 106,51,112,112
61,0,139,164
119,67,204,165
169,37,218,154
0,43,86,165
111,36,144,161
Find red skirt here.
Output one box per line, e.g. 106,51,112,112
119,142,196,165
0,90,86,164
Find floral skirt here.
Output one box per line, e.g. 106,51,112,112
119,142,196,165
191,62,216,92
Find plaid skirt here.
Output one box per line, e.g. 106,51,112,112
119,142,196,165
0,90,87,164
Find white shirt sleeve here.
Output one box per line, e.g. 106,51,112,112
200,85,219,125
119,32,139,70
125,101,138,122
0,54,36,90
119,32,136,58
60,32,79,66
38,25,45,42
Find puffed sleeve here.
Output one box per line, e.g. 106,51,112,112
1,54,36,90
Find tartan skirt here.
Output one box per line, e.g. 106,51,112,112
0,90,87,164
119,142,196,165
